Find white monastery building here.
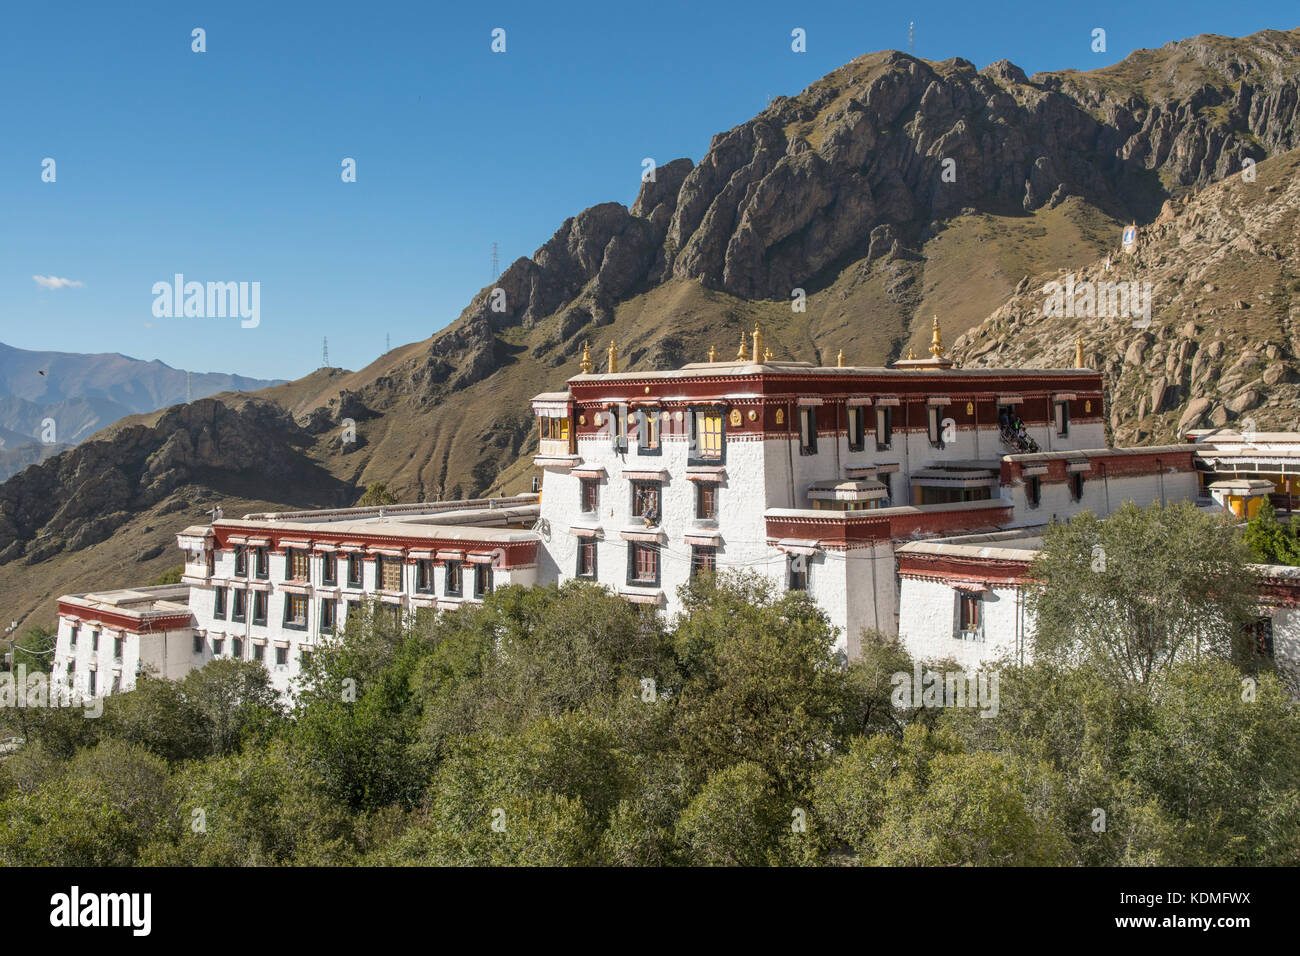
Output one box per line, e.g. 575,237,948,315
51,323,1300,697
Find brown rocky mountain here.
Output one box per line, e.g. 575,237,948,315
2,26,1299,630
952,145,1300,443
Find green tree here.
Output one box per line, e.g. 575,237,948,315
10,624,56,675
0,740,171,866
1243,499,1300,565
356,482,397,507
674,762,791,866
672,572,848,796
1027,502,1258,686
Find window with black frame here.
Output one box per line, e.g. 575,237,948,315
696,483,718,521
632,480,661,525
847,405,866,452
875,406,892,450
445,560,463,596
691,407,725,464
576,540,597,578
798,406,817,456
691,545,717,578
416,559,434,593
473,563,493,598
580,478,599,514
638,407,661,454
347,554,363,587
627,543,660,586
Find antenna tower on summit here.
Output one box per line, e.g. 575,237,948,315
491,242,500,282
323,337,329,368
909,22,914,55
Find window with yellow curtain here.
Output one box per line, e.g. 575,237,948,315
695,410,723,461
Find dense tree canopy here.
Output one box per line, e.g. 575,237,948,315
2,523,1298,866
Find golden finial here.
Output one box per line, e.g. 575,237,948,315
751,323,764,364
906,346,917,361
836,349,845,368
607,339,618,374
708,344,718,363
764,347,773,362
579,341,593,374
929,315,945,358
736,329,748,361
1075,333,1085,369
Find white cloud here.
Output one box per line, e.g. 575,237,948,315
33,275,85,290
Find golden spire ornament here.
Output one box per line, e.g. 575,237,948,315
1075,333,1085,369
751,323,764,364
607,340,618,374
736,329,748,360
708,344,718,362
836,349,845,368
764,347,773,362
929,315,945,357
906,346,917,361
579,341,593,374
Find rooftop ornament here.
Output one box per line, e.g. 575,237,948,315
579,341,593,374
751,324,765,364
607,340,619,374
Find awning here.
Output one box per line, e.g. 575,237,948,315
245,537,271,547
278,583,312,595
533,456,580,469
684,531,722,546
369,547,406,558
314,542,340,552
996,395,1025,405
465,552,498,564
407,549,436,560
875,396,900,407
571,466,607,480
225,535,248,545
947,580,990,593
278,539,312,549
1021,464,1049,476
338,541,366,552
622,468,668,481
926,396,952,406
435,550,466,562
619,590,665,606
845,396,873,407
776,538,821,556
569,526,602,539
1067,460,1091,473
532,401,571,417
1053,393,1078,402
247,581,272,592
620,529,665,543
796,396,824,406
685,466,726,483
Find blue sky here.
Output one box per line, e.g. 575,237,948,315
3,1,1294,381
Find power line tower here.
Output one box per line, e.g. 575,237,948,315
491,242,500,282
323,337,329,368
908,22,914,55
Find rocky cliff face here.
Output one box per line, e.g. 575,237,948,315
0,399,346,566
952,147,1300,443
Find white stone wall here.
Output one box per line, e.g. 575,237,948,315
897,577,1028,670
1268,607,1300,688
53,618,198,698
1004,468,1201,527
